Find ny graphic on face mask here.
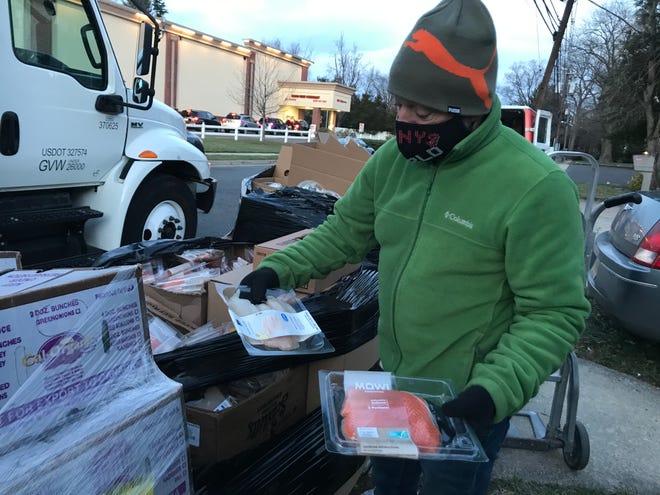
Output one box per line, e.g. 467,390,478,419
395,117,470,162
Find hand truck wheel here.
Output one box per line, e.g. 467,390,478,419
562,420,590,470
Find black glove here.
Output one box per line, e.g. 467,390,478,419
441,385,495,430
238,268,279,304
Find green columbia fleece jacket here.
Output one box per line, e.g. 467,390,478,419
259,98,591,423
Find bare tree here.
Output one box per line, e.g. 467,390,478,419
362,67,395,111
629,0,660,188
499,60,545,106
251,57,285,122
262,38,314,60
326,33,365,90
227,55,295,138
562,46,599,150
577,1,636,162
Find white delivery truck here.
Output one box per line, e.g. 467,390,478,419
0,0,216,266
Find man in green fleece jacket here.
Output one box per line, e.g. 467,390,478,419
240,0,590,493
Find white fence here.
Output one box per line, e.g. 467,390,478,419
186,123,315,143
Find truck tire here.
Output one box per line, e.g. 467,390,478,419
121,174,197,245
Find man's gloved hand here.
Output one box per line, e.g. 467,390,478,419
238,267,279,304
441,385,495,430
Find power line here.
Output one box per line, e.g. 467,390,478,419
583,0,641,33
532,0,576,109
540,0,560,31
531,0,557,35
548,0,562,23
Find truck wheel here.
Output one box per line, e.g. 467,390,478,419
121,175,197,245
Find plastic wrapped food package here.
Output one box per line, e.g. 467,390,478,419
141,246,252,294
148,314,185,354
148,317,234,354
319,370,489,462
220,286,335,356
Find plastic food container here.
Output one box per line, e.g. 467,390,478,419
319,370,488,461
220,285,334,356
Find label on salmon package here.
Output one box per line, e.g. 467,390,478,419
340,386,440,458
344,370,392,391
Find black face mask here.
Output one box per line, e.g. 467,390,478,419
395,117,471,163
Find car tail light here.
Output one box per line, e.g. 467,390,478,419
632,220,660,269
191,116,200,123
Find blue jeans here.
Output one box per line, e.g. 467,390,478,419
370,418,510,495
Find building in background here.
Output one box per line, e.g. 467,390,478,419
99,1,353,129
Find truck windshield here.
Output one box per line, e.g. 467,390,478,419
9,0,106,90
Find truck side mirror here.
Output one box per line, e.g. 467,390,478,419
132,77,151,104
136,22,153,76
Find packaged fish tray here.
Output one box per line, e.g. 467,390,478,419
220,285,335,356
319,370,488,461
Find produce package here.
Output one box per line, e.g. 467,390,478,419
319,370,488,461
220,286,334,356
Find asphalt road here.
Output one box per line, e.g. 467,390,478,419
197,161,273,238
565,163,636,186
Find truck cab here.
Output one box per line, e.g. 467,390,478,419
0,0,216,266
501,105,554,153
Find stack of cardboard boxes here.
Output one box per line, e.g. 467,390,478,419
184,136,379,467
0,264,191,494
0,134,381,491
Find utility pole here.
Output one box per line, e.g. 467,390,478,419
556,70,571,149
532,0,575,109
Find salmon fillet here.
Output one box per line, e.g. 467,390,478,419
340,389,441,450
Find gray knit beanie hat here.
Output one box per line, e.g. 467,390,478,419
388,0,498,116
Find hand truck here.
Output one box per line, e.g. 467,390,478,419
503,151,641,470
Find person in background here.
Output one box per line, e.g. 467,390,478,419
240,0,590,493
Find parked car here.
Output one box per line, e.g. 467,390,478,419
285,119,310,132
180,109,221,130
258,117,286,133
588,190,660,342
221,113,260,133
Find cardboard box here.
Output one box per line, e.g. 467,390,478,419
185,364,308,465
206,263,254,327
0,266,150,412
144,245,254,333
0,265,192,494
144,283,207,334
3,385,191,495
305,336,380,413
250,133,370,197
253,229,360,294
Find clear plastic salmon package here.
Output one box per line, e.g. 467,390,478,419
318,370,489,461
220,285,335,356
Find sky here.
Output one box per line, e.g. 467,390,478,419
163,0,598,85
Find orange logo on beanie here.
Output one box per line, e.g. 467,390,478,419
403,29,496,109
